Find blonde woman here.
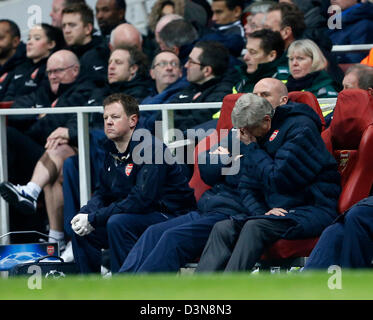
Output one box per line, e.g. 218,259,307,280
286,39,339,98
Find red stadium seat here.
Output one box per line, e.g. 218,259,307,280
288,91,326,131
0,101,13,109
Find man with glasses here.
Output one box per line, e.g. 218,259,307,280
0,49,101,247
140,50,188,132
170,40,234,132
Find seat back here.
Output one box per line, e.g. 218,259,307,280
0,101,13,109
288,91,326,131
189,93,244,201
323,89,373,213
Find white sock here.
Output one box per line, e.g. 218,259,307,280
24,182,41,200
49,229,64,243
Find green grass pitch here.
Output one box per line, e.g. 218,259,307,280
0,270,372,300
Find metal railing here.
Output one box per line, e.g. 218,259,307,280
0,99,337,244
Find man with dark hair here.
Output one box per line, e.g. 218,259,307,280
69,93,196,273
233,29,289,93
95,0,126,38
50,0,87,29
0,19,26,101
211,0,245,39
61,3,106,75
170,40,235,131
265,2,305,50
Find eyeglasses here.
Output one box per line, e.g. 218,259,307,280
186,57,203,66
46,64,75,76
154,61,179,68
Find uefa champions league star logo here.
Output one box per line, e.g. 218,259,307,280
0,252,43,270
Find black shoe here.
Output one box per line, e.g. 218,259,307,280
0,182,37,215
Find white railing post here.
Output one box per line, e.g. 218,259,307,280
77,112,91,207
0,115,9,244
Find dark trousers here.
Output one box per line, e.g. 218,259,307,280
63,130,106,238
71,211,175,273
197,218,295,272
119,211,229,273
304,202,373,269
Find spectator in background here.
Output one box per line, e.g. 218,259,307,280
264,2,344,87
0,50,101,248
243,1,275,37
233,29,288,93
109,23,143,51
154,14,183,49
324,64,373,126
0,19,26,101
4,24,65,103
95,0,126,39
328,0,373,63
211,0,245,40
50,0,86,29
170,40,234,131
286,39,339,98
140,50,188,132
61,2,105,76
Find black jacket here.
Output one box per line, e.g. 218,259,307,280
0,42,27,101
81,130,197,227
170,75,236,131
4,57,48,101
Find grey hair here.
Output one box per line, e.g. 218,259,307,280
345,64,373,90
231,93,274,129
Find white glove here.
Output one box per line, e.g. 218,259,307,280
71,213,95,236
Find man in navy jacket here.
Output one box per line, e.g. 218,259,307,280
70,93,195,273
196,93,341,272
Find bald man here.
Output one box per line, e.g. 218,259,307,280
109,23,143,51
253,78,288,108
0,49,103,247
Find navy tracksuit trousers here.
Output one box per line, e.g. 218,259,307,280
71,212,175,273
304,198,373,269
119,211,229,273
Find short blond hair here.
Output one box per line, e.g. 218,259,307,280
288,39,328,73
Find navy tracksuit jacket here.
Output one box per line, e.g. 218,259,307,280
71,129,196,273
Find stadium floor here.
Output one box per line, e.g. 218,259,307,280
0,270,372,300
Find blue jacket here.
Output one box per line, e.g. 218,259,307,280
328,3,373,63
239,102,341,239
81,128,196,227
196,130,248,216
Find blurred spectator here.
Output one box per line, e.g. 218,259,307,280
329,0,373,63
361,48,373,67
286,39,339,98
243,1,275,37
170,40,234,131
95,0,126,38
86,46,152,106
0,19,26,101
211,0,245,39
4,24,65,103
140,51,188,132
154,14,183,49
264,2,344,86
148,0,208,35
61,3,106,76
0,50,102,247
50,0,86,28
324,64,373,126
233,29,288,93
109,23,143,51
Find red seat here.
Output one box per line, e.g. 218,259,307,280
0,101,13,109
288,91,326,131
262,89,373,264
